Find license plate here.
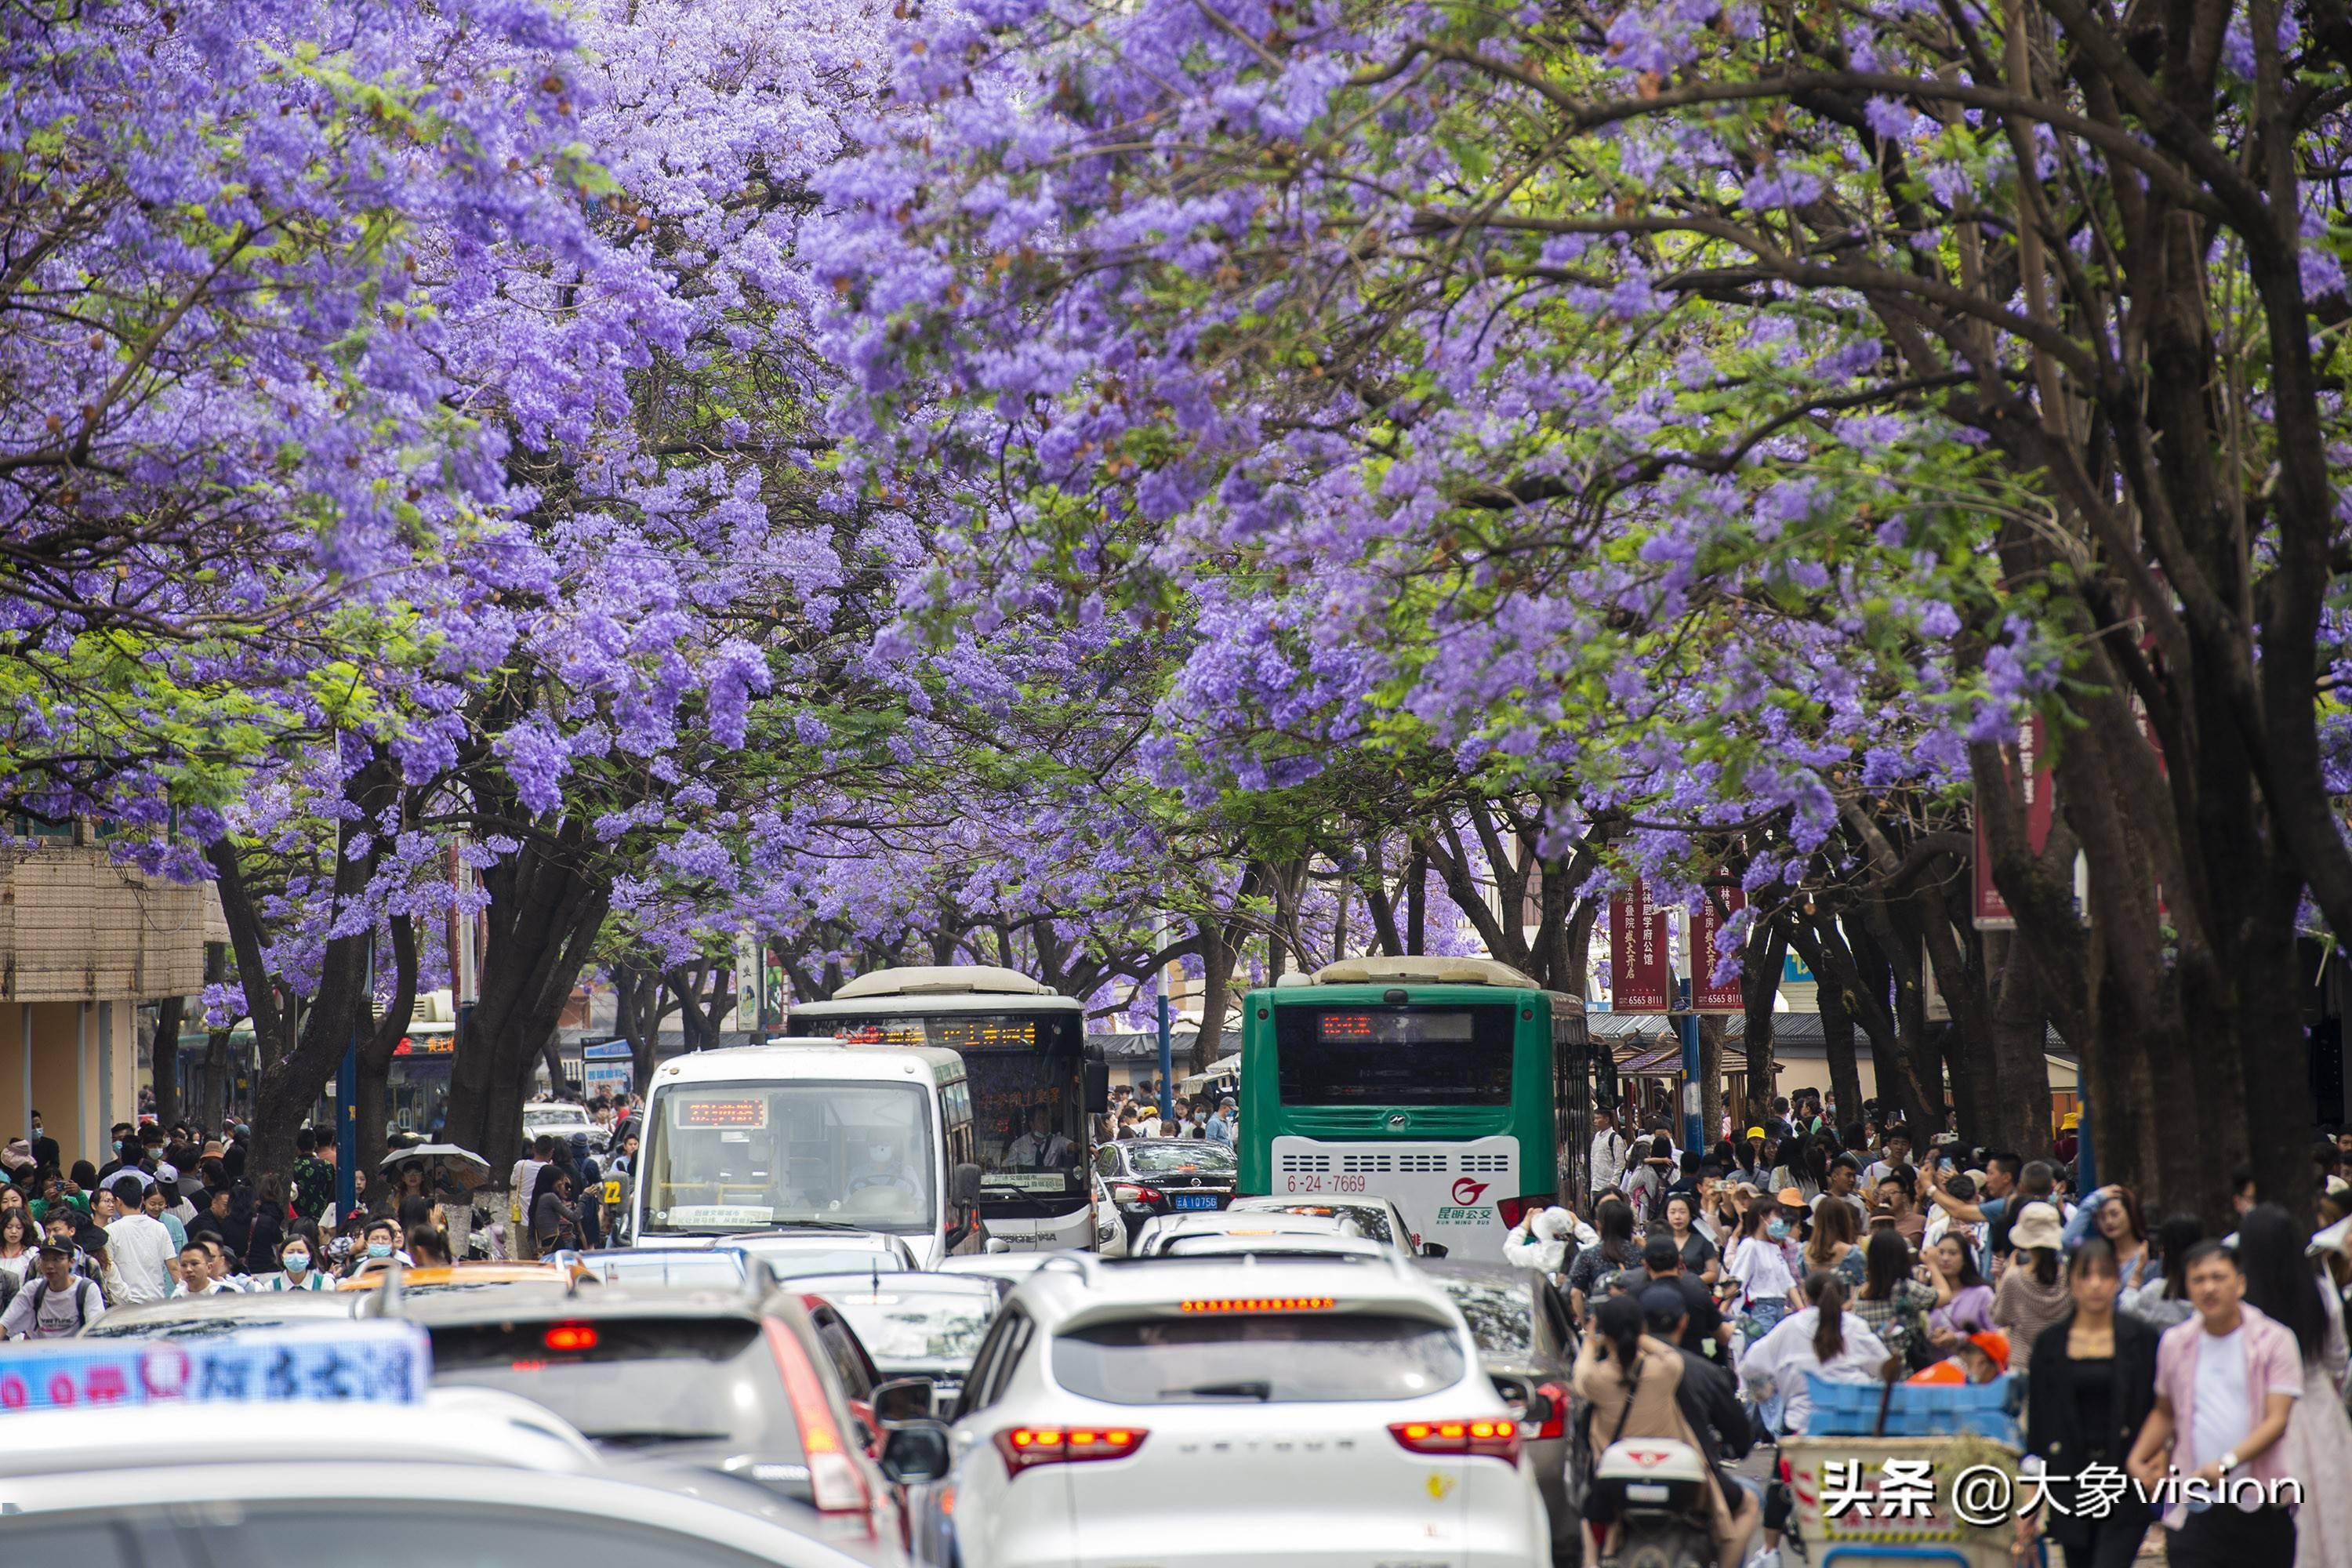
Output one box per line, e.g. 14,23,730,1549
1171,1193,1218,1210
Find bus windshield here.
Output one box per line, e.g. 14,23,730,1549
794,1011,1087,1207
1274,1004,1519,1106
639,1081,935,1236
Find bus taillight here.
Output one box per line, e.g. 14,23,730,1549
1495,1193,1555,1228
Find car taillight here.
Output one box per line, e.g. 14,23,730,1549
543,1321,598,1352
1533,1381,1568,1441
763,1319,872,1516
993,1425,1149,1475
1494,1193,1555,1229
1389,1417,1522,1466
1111,1183,1163,1204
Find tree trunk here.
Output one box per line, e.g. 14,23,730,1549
1985,932,2054,1161
1406,840,1427,954
1740,909,1788,1123
354,915,419,1180
148,993,183,1131
442,821,612,1174
1189,916,1238,1076
1817,970,1864,1130
1697,1014,1724,1148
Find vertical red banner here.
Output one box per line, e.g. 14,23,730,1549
1973,714,2053,930
1609,878,1672,1012
1691,881,1747,1014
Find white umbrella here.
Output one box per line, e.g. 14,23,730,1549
381,1143,492,1190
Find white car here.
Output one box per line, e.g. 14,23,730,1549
1227,1193,1430,1255
909,1250,1548,1568
522,1102,606,1152
1131,1208,1364,1257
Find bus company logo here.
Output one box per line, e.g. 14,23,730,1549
1450,1177,1490,1207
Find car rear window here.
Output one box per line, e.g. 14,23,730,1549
429,1317,797,1456
1430,1279,1533,1356
1052,1312,1466,1404
1246,1203,1394,1243
1128,1144,1236,1176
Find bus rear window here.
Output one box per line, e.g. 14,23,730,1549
1275,1005,1516,1106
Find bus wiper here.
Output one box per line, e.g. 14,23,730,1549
740,1219,866,1233
1161,1380,1273,1401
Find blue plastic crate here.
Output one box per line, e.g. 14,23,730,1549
1804,1372,2021,1443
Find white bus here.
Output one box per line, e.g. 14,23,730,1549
629,1041,986,1269
788,967,1105,1251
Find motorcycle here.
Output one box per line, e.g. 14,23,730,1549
1588,1436,1717,1568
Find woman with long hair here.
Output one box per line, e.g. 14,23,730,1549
2120,1212,2205,1330
1851,1228,1939,1369
2239,1203,2352,1568
1567,1198,1637,1319
1739,1272,1893,1436
1923,1232,1997,1339
1804,1193,1864,1287
2020,1237,2158,1568
1724,1203,1802,1352
1573,1293,1759,1568
1993,1202,2072,1377
0,1208,34,1283
2062,1184,2153,1289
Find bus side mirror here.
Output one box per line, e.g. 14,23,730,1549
1083,1061,1110,1114
951,1163,982,1207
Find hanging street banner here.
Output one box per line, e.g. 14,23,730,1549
1691,880,1748,1014
1609,878,1673,1012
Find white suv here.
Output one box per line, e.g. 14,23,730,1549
913,1251,1548,1568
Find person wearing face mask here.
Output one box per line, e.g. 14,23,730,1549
345,1218,412,1279
256,1236,326,1290
1725,1202,1802,1353
847,1134,920,1199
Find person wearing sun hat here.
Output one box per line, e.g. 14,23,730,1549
1992,1201,2071,1377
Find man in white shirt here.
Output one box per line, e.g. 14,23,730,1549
2,1242,105,1338
1589,1106,1631,1199
1005,1105,1073,1168
1860,1125,1913,1189
101,1174,177,1304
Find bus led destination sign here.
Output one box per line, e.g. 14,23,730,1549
673,1098,768,1130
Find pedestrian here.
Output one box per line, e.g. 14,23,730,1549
1204,1095,1237,1145
1852,1228,1940,1371
1573,1292,1759,1568
1738,1272,1894,1436
1623,1137,1672,1232
168,1240,227,1296
1,1239,104,1338
2016,1236,2160,1568
1568,1197,1639,1319
1922,1232,1998,1341
1993,1200,2071,1377
1723,1203,1801,1348
255,1235,326,1291
346,1217,410,1279
1639,1232,1730,1367
1802,1190,1864,1287
407,1225,455,1268
1662,1192,1720,1284
1861,1124,1912,1189
2063,1183,2155,1290
2238,1203,2352,1567
140,1181,187,1252
533,1171,581,1254
102,1172,176,1305
2125,1239,2302,1567
0,1210,33,1285
243,1174,285,1273
1589,1106,1632,1202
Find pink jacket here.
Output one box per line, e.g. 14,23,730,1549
2151,1300,2304,1526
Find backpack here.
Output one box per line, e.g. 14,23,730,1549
26,1276,96,1337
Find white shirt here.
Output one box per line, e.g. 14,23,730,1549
2,1274,104,1338
1862,1158,1909,1189
102,1211,178,1304
1739,1305,1893,1435
2190,1323,2253,1471
1005,1131,1072,1167
1590,1127,1631,1196
1725,1233,1799,1308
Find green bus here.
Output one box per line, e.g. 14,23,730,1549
1236,956,1595,1261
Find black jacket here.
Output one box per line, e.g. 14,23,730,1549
2026,1308,2158,1544
1672,1346,1754,1465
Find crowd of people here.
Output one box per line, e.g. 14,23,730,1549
0,1094,648,1334
1099,1080,1237,1145
1515,1090,2352,1568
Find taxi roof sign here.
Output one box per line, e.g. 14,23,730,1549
0,1321,430,1414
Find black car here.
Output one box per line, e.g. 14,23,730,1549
1093,1138,1237,1240
1416,1258,1581,1565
